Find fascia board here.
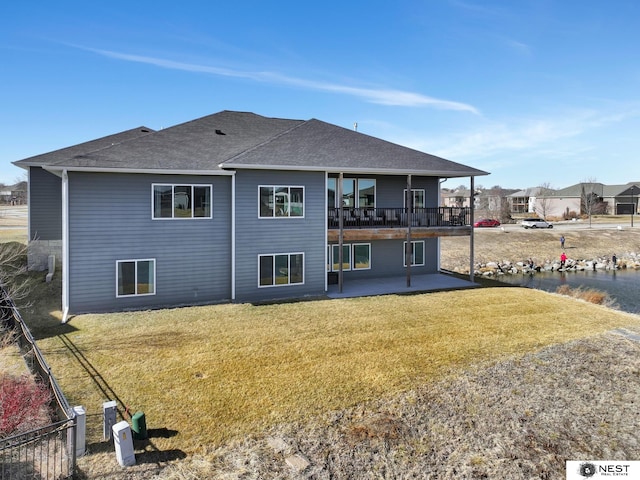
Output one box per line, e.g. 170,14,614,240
220,163,489,178
43,166,235,176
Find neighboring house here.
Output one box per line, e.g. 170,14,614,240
14,111,488,319
507,187,546,215
474,187,518,222
529,182,640,218
441,188,472,208
0,183,27,204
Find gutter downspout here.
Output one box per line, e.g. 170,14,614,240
231,172,236,301
61,170,70,323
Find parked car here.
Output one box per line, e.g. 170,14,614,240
474,218,501,228
521,218,553,229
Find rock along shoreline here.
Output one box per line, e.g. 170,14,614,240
470,252,640,277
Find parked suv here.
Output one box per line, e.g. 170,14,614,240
521,218,553,229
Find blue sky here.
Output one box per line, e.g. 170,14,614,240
2,0,639,190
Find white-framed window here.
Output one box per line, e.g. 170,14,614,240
403,189,425,208
403,241,425,267
352,243,371,270
328,243,371,271
328,178,376,208
152,184,212,219
259,186,305,218
330,244,351,272
116,259,156,297
259,253,304,287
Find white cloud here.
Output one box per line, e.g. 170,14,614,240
86,47,480,114
425,108,639,160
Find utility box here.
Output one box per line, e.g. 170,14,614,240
131,411,148,440
112,421,136,467
103,400,117,441
73,406,86,457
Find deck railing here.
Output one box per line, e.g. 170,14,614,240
328,207,469,229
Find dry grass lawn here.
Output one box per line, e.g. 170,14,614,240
6,217,640,478
23,286,640,479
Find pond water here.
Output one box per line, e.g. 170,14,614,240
495,268,640,315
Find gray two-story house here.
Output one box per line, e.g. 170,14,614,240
14,111,488,320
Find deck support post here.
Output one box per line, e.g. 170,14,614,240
469,176,475,283
406,174,412,287
338,173,344,293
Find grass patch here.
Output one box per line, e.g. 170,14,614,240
26,287,640,457
0,229,26,244
556,284,616,307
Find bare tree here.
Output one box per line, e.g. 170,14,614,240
581,178,606,227
0,242,31,314
535,182,554,220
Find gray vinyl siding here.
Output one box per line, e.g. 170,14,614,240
234,169,326,302
68,172,231,313
29,167,62,240
331,238,438,280
371,175,440,208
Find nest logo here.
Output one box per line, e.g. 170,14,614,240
567,461,637,479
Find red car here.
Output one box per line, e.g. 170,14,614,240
474,218,501,228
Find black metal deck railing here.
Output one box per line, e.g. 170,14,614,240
328,207,469,229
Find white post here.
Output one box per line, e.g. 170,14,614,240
73,405,86,457
103,400,117,441
113,421,136,466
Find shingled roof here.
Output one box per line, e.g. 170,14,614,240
13,127,155,167
14,111,488,178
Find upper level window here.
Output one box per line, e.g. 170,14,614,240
404,189,425,208
153,184,212,219
259,186,304,218
328,178,376,208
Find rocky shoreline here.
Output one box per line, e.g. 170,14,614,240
467,252,640,277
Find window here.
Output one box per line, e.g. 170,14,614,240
358,179,376,208
331,245,351,271
403,241,425,267
259,253,304,287
259,186,304,218
328,243,371,271
153,184,211,219
404,189,425,208
352,243,371,270
328,178,376,208
117,259,155,297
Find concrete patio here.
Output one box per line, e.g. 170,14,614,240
326,271,480,299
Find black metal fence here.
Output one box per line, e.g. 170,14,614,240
328,206,470,229
1,288,76,479
0,419,76,480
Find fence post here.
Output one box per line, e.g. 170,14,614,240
73,405,86,457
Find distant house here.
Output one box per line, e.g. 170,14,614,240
441,188,472,208
534,182,640,217
14,111,488,318
507,187,546,215
510,182,640,218
0,182,27,205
